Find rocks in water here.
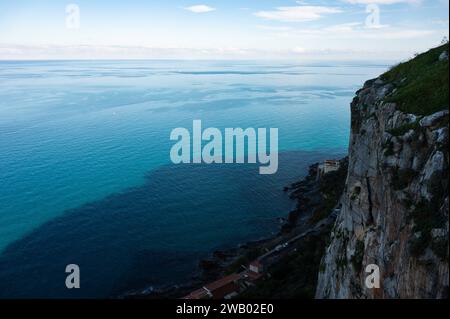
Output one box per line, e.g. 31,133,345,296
199,259,220,272
213,250,233,260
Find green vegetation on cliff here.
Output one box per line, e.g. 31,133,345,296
309,159,349,224
382,43,449,116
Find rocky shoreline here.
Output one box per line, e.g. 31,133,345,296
120,158,348,299
121,44,449,300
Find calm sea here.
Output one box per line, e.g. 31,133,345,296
0,60,387,298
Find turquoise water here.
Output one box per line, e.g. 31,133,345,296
0,60,386,298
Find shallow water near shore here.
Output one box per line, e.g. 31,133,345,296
0,60,387,298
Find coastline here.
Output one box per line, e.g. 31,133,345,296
121,157,348,299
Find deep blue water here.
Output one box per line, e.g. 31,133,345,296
0,60,387,298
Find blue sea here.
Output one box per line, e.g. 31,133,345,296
0,60,387,298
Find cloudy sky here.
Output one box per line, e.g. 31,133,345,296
0,0,448,60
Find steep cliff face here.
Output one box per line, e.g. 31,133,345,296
316,45,449,299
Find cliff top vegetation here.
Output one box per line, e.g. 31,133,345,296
382,43,449,116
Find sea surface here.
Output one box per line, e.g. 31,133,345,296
0,60,387,298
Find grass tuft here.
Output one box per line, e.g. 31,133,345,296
382,43,449,116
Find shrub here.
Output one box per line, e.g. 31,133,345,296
351,240,365,273
388,120,420,136
309,159,348,224
409,199,446,257
427,170,448,204
384,141,395,157
391,167,416,190
225,247,262,274
382,43,449,116
336,256,348,271
410,233,430,258
431,238,448,261
237,225,332,299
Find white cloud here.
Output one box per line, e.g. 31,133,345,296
1,43,446,61
254,5,342,22
271,24,436,40
362,29,435,39
432,19,449,26
291,46,306,53
256,25,294,31
324,22,389,32
184,5,215,13
342,0,422,4
325,22,362,32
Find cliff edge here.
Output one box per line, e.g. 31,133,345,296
316,44,449,299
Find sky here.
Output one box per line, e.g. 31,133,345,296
0,0,448,61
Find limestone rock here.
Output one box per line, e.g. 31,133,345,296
419,110,449,128
315,76,449,299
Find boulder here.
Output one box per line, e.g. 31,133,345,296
419,110,449,128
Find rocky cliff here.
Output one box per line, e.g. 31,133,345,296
316,44,449,299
